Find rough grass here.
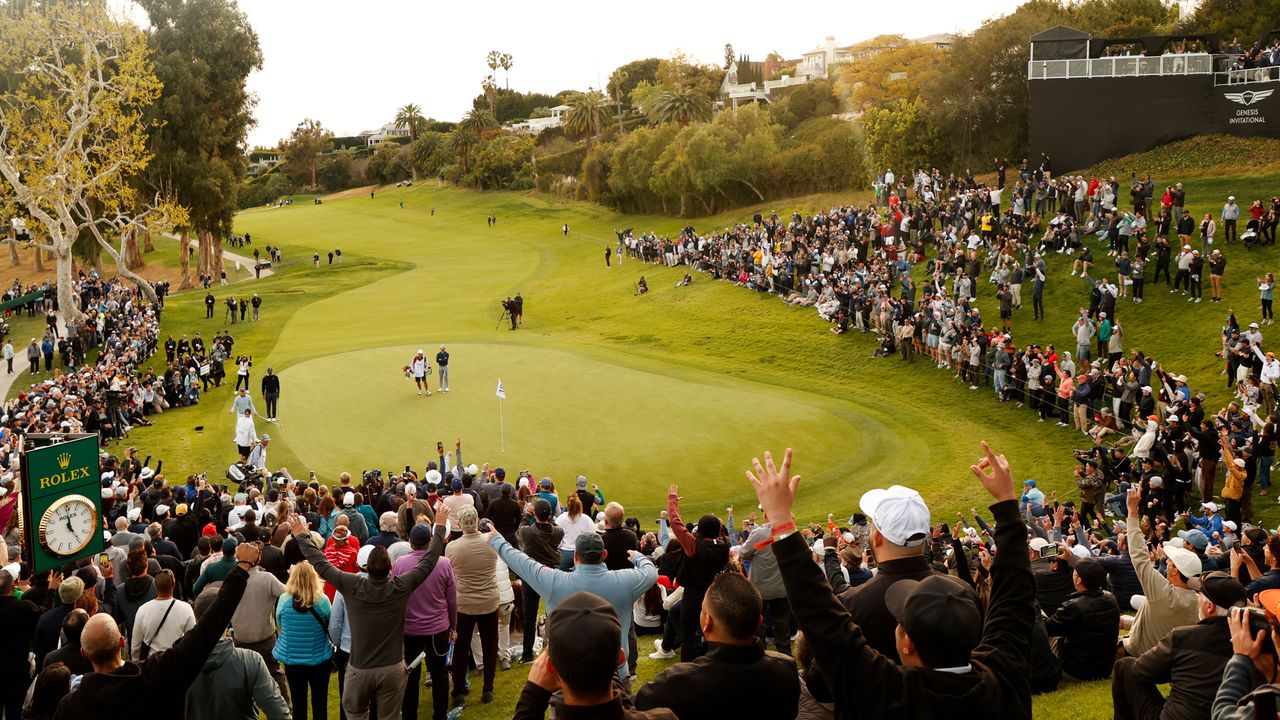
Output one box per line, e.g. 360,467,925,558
1085,135,1280,179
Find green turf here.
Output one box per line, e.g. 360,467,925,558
58,174,1280,718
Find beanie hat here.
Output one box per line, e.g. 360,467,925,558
59,575,85,605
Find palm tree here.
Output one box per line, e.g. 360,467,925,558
564,90,610,140
394,103,424,142
448,125,478,176
499,52,513,89
648,86,714,126
609,69,628,134
450,108,499,177
458,108,499,135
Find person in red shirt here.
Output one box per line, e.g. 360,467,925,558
321,524,358,600
1251,199,1266,222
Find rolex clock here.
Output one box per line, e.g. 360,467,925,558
38,494,98,557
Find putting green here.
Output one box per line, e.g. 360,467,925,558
276,342,899,515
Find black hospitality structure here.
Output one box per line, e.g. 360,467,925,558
1029,25,1280,172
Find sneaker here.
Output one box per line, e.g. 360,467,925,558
451,694,467,707
425,390,432,395
969,385,978,390
1038,417,1045,422
1196,298,1201,303
417,390,422,395
447,709,463,720
649,648,676,660
501,658,511,671
482,691,494,704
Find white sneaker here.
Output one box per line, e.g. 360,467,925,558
425,391,432,396
648,648,675,660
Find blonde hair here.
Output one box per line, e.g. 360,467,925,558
285,561,324,609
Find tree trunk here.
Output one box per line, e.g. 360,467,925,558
211,233,224,279
679,193,688,217
54,243,85,326
143,230,154,253
123,230,143,270
6,226,17,267
197,229,211,277
33,241,44,273
89,237,103,276
94,232,158,305
179,229,192,289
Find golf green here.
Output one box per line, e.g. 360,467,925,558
279,342,876,510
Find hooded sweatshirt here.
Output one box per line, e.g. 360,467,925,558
185,636,290,720
117,575,157,637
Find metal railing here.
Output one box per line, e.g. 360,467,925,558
1215,66,1280,85
1029,53,1213,80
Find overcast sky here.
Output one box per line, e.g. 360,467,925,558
124,0,1029,148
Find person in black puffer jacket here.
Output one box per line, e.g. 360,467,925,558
667,485,730,662
1045,556,1121,680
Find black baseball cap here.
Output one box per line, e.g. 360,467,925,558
547,592,622,691
1187,571,1247,609
533,498,552,522
884,575,982,667
575,532,605,563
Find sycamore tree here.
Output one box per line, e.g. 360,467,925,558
0,1,186,322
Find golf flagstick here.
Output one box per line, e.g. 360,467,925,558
496,378,506,452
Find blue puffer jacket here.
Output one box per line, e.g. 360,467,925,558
272,593,333,666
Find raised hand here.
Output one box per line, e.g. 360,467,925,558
746,449,800,524
1229,607,1268,663
969,441,1014,502
978,545,992,570
526,650,561,693
235,541,261,566
289,514,308,538
1126,487,1140,518
435,503,451,528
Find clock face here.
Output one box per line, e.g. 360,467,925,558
39,495,98,557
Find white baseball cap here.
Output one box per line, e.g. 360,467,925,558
859,485,930,547
1029,537,1051,553
356,544,374,569
1163,543,1202,579
343,492,355,507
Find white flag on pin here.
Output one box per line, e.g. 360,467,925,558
496,378,506,400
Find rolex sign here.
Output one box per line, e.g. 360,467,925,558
23,435,103,573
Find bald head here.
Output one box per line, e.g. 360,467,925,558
81,613,124,671
63,608,89,645
114,516,128,531
604,502,625,529
334,514,350,529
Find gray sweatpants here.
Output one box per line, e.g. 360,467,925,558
342,661,407,720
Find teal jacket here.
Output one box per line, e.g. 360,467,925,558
272,593,333,666
488,533,656,667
